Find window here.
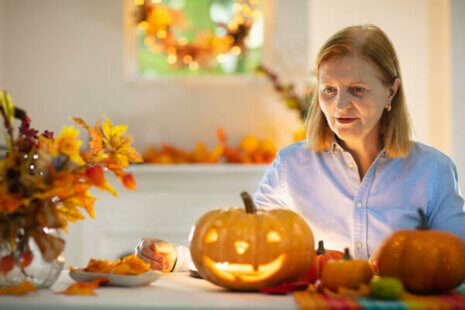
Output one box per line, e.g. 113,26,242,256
131,0,264,78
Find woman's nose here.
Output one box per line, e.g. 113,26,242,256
335,91,352,110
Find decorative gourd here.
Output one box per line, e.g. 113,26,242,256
189,192,315,291
321,248,373,291
377,209,465,294
369,277,404,300
302,240,344,283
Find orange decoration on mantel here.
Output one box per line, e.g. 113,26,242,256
142,127,277,164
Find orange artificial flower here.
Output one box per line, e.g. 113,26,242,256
85,166,105,187
0,187,22,213
70,117,106,162
122,173,136,190
0,89,141,279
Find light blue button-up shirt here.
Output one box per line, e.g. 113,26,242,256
254,140,465,260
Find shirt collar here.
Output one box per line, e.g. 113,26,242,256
325,137,387,158
323,136,343,154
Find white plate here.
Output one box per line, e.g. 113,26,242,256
69,269,162,287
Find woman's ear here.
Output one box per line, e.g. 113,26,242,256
388,78,401,103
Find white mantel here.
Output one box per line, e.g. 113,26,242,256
64,164,268,267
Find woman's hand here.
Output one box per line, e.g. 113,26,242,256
135,238,178,272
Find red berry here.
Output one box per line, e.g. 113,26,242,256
85,166,105,187
122,174,136,190
0,255,15,275
20,251,34,268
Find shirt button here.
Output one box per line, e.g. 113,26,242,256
356,202,362,208
356,243,363,249
348,162,354,168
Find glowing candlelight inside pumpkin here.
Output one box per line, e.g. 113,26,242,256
189,192,315,290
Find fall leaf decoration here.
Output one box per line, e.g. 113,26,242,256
256,64,316,142
0,88,142,277
0,280,36,296
256,65,314,122
142,127,277,164
75,254,151,276
56,278,109,296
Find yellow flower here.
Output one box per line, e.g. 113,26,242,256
54,126,84,164
102,116,142,168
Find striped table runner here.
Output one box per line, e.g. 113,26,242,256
294,283,465,309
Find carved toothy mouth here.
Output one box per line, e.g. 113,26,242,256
203,254,286,282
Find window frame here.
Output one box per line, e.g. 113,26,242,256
123,0,274,87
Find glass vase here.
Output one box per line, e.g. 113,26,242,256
0,229,65,288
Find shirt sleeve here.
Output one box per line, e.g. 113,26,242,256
172,244,192,272
427,157,465,241
253,151,290,210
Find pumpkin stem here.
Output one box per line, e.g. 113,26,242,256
416,209,429,230
316,240,326,255
240,192,257,214
343,248,352,260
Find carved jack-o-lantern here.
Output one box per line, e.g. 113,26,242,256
189,192,315,290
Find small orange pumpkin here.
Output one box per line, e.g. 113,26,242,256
302,240,344,283
189,192,315,291
321,248,373,292
377,209,465,294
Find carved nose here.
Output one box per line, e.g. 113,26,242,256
234,241,249,255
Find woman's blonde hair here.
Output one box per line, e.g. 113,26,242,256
306,24,413,158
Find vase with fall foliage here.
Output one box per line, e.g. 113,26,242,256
0,89,142,288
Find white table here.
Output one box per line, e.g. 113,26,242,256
0,271,296,310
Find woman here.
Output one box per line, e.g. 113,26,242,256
136,24,465,272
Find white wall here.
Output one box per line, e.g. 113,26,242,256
0,0,5,86
1,0,452,156
450,0,465,194
308,0,451,154
1,0,304,152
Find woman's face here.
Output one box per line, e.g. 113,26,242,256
318,55,395,146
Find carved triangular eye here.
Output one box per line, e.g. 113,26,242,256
205,228,218,243
266,230,281,243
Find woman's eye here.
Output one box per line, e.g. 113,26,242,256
351,87,365,95
322,87,336,94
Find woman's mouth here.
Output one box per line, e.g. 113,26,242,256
336,117,357,124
